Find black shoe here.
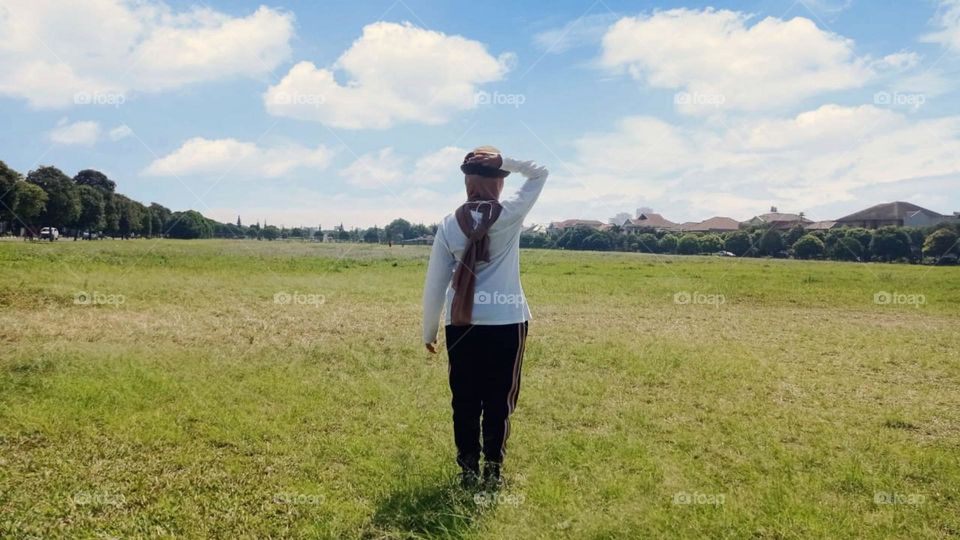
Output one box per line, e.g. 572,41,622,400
459,469,480,489
482,463,503,490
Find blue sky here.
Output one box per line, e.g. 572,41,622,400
2,0,959,228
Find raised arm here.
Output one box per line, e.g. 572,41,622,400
422,225,456,350
498,157,549,226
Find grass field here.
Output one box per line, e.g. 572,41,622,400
1,239,959,538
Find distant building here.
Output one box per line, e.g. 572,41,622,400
835,201,955,229
678,216,741,233
609,212,633,226
548,219,607,232
741,207,813,230
805,221,839,231
623,212,680,233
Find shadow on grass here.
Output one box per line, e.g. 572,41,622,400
364,475,486,540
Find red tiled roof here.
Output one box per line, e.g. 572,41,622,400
681,216,741,232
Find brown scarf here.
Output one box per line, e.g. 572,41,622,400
450,200,503,326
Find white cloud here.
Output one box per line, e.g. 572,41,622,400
341,145,470,189
533,13,619,54
554,105,960,222
264,22,513,129
0,1,293,108
144,138,334,178
600,9,872,114
923,0,960,53
108,125,133,141
413,146,467,184
48,120,100,146
340,148,406,188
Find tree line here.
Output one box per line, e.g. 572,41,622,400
1,161,201,239
0,161,438,242
520,223,960,265
3,159,956,262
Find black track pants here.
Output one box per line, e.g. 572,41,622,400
445,322,528,468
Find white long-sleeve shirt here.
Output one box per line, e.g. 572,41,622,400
422,157,549,344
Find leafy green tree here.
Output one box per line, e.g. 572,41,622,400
363,227,381,243
27,166,80,230
582,232,613,251
758,229,785,257
723,231,752,256
113,195,146,237
103,196,121,236
261,225,281,240
149,203,172,236
676,234,700,255
828,237,863,261
520,232,549,248
698,234,723,253
869,227,911,262
385,218,413,241
556,226,596,250
12,182,47,231
785,226,806,246
792,234,825,259
658,234,678,254
75,185,105,237
844,228,873,253
923,228,958,258
73,169,116,194
167,210,213,239
635,233,659,253
0,161,22,232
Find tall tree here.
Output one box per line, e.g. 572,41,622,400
75,185,106,237
27,166,80,230
149,203,172,236
0,161,22,232
73,169,116,194
12,182,48,233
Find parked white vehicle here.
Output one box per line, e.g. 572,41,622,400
39,227,59,241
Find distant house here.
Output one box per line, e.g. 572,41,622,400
679,216,741,233
522,223,548,234
741,207,813,230
548,219,607,233
805,220,839,231
835,202,955,229
623,212,680,233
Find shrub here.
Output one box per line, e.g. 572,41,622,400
758,229,785,256
724,231,752,256
785,226,806,246
520,233,550,248
792,234,825,260
699,234,723,253
677,234,700,255
923,228,958,258
658,235,678,254
844,228,873,253
166,210,213,239
636,233,659,253
583,233,613,251
869,227,911,262
828,237,863,261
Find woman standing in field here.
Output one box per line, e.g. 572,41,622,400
422,146,549,489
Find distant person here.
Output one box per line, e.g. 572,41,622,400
422,146,549,489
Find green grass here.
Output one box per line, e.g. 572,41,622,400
1,239,959,538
